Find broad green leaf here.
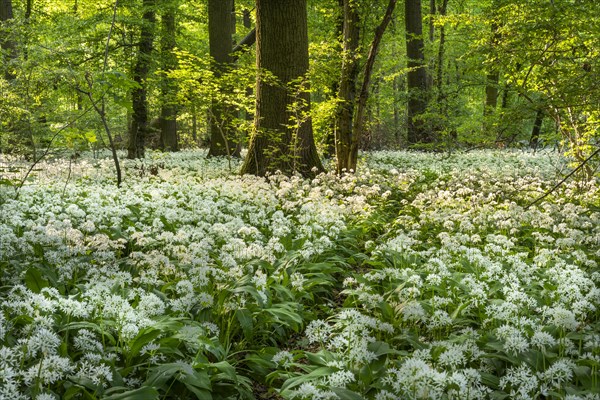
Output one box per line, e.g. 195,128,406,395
24,267,48,293
103,387,159,400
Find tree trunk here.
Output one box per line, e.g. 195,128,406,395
484,72,499,115
435,0,448,104
483,21,501,116
350,0,397,165
127,0,155,159
335,0,360,173
530,108,544,150
336,0,396,173
428,0,435,43
0,0,16,80
393,75,402,141
405,0,431,144
159,1,178,151
241,0,323,177
207,0,240,157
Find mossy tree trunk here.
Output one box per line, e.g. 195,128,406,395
0,0,16,80
334,0,360,174
241,0,323,177
405,0,432,144
159,0,178,152
127,0,155,159
207,0,240,157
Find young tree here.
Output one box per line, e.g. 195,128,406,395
335,0,397,173
241,0,323,176
127,0,155,159
159,0,178,151
405,0,431,144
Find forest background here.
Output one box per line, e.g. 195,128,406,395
1,0,598,177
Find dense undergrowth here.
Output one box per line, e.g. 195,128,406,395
0,150,599,399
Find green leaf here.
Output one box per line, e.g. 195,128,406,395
480,372,500,389
235,309,253,340
103,387,159,400
280,367,336,393
24,267,49,293
210,361,238,383
128,328,162,359
331,388,364,400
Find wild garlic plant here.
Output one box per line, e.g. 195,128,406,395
1,149,599,399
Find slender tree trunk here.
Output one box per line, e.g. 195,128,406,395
335,0,397,172
428,0,435,43
241,0,323,177
351,0,397,166
0,0,16,80
159,1,178,151
530,108,544,150
393,75,402,141
192,106,198,143
405,0,431,144
435,0,448,103
484,73,499,114
207,0,240,157
323,0,344,159
501,84,510,108
335,0,360,173
127,0,155,159
484,21,501,116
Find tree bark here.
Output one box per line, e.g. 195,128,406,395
529,108,544,150
241,0,323,177
207,0,240,157
335,0,396,172
159,1,178,152
127,0,155,159
428,0,435,43
0,0,16,80
483,21,501,116
324,0,344,159
405,0,431,144
335,0,360,173
435,0,448,104
351,0,397,164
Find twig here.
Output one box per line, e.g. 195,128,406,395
524,146,600,210
98,0,122,186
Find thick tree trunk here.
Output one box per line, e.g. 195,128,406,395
159,2,178,152
241,0,323,177
207,0,240,157
0,0,16,80
335,0,360,173
405,0,431,144
127,0,155,159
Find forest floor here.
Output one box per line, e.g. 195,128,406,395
0,149,599,399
